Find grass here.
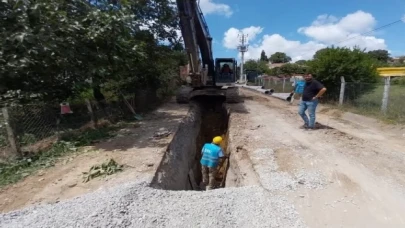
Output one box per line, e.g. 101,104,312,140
82,158,123,183
338,84,405,124
0,126,119,187
60,126,119,146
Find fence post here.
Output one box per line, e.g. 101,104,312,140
1,107,21,158
282,76,286,92
339,76,346,105
381,76,391,114
85,99,98,128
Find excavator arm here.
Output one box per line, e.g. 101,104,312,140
176,0,215,86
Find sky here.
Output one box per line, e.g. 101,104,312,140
195,0,405,62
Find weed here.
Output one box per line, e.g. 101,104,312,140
0,125,119,187
328,84,405,124
82,159,123,183
60,126,118,146
0,141,76,186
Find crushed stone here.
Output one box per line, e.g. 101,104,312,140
294,170,326,190
250,148,326,192
0,180,307,228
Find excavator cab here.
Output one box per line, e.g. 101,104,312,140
215,58,237,86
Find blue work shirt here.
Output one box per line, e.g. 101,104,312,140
294,80,305,94
200,143,224,168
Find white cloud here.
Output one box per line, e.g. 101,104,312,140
223,10,388,61
223,26,263,49
298,10,381,46
199,0,233,17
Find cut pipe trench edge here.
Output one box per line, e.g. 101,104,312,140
149,96,246,191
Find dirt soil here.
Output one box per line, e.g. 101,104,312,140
0,100,188,213
2,88,405,227
231,88,405,227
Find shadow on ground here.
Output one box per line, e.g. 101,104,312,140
315,122,334,130
93,103,189,152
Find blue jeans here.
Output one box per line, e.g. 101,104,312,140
298,99,319,128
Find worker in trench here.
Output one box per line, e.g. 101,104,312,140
200,136,228,190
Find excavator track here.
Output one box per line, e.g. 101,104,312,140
225,87,242,103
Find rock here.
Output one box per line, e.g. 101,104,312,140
152,128,171,138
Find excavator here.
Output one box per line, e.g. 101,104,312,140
175,0,241,104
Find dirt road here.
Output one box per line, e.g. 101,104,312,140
1,89,405,227
233,89,405,227
0,100,188,213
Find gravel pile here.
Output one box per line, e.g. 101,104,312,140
0,180,306,228
250,148,325,192
295,170,325,190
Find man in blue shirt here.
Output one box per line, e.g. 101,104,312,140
200,136,226,190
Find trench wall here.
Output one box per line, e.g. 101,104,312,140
150,102,202,190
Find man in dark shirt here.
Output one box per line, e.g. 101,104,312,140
298,73,327,129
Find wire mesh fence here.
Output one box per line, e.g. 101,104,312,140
255,76,295,93
340,82,405,123
255,75,405,123
0,90,160,160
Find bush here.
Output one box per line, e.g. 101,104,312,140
308,46,379,101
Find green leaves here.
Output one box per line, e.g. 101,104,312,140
269,52,291,64
0,0,183,103
308,46,379,100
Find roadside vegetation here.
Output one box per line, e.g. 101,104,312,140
249,47,405,124
0,125,120,187
0,0,186,186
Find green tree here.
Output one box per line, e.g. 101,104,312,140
367,49,391,63
269,52,291,63
243,59,269,74
244,60,259,72
308,46,379,101
295,60,307,65
0,0,183,103
260,50,268,62
268,67,280,76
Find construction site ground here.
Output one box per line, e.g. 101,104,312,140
1,89,405,227
0,100,189,213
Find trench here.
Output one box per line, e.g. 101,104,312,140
150,96,235,191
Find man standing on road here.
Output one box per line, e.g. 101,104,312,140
200,136,227,190
298,73,327,130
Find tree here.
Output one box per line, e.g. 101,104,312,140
269,52,291,63
280,63,303,75
0,0,184,104
308,46,379,101
243,59,270,74
260,50,268,62
295,60,307,65
367,49,390,63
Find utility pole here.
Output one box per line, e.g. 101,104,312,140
237,33,248,83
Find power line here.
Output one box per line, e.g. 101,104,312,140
334,19,403,46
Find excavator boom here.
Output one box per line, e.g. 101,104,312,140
175,0,241,103
176,0,214,86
